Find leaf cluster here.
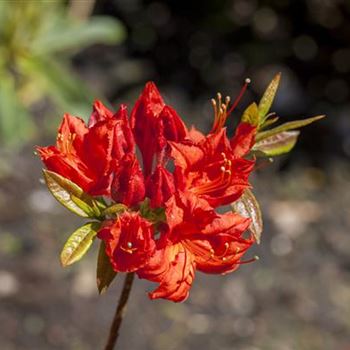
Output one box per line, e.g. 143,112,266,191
231,74,325,244
0,0,125,147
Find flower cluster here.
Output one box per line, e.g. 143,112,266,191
37,75,323,302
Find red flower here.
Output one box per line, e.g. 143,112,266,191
138,191,253,302
37,101,135,197
38,81,262,303
169,127,255,207
98,212,156,273
130,82,187,176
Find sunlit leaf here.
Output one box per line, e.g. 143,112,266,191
258,73,281,122
60,222,101,267
32,16,125,55
253,131,300,156
259,115,279,130
241,103,259,126
43,169,99,217
96,241,117,294
255,115,325,142
103,203,127,217
231,189,263,244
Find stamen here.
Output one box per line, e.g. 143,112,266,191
211,99,218,123
120,243,138,254
215,242,230,259
210,78,250,133
236,255,259,265
192,150,234,195
227,78,251,115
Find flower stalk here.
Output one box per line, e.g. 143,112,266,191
104,272,135,350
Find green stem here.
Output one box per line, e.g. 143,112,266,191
104,272,135,350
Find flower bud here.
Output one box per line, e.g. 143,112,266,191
147,166,175,208
88,100,113,127
111,153,145,207
112,104,135,160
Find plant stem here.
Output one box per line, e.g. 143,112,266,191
104,272,135,350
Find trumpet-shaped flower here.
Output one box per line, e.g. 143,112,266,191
170,127,255,207
138,191,253,302
98,212,156,273
37,102,134,196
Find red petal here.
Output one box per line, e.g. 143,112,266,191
56,113,88,156
158,106,188,143
230,122,257,157
140,243,196,302
188,126,205,143
88,100,113,127
146,166,175,208
112,104,135,159
36,146,93,192
111,154,145,206
169,141,204,169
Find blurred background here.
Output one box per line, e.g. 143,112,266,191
0,0,349,349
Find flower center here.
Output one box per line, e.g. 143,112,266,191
209,242,259,264
120,241,138,254
192,152,232,195
57,132,76,155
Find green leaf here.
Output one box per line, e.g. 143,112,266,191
0,72,35,147
241,103,259,126
258,73,281,122
19,56,92,117
60,222,101,267
103,203,127,217
255,115,325,142
253,131,300,156
96,241,117,294
32,16,126,55
43,169,99,218
231,189,263,244
259,115,279,130
140,198,166,224
71,194,98,217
